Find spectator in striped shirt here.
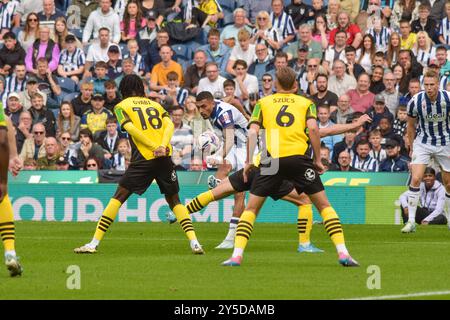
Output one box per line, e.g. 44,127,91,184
0,0,19,39
251,10,281,59
270,0,296,47
123,39,144,76
157,71,188,108
4,63,26,102
392,104,408,137
170,106,194,171
352,139,378,172
438,1,450,47
57,34,86,83
0,32,25,77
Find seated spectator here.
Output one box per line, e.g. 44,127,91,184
368,128,387,164
18,76,47,111
322,30,347,74
346,73,375,113
317,104,342,152
34,58,62,110
199,28,230,77
184,50,207,95
183,95,214,150
143,29,169,74
311,13,330,50
329,11,362,48
84,156,103,170
95,117,127,155
332,150,360,171
332,129,356,164
80,93,113,138
220,8,252,48
83,27,115,79
0,0,20,40
55,155,69,170
15,111,33,153
25,26,60,74
57,34,86,83
327,59,357,97
120,0,146,42
149,44,183,92
399,167,447,225
226,28,256,77
298,57,320,95
111,138,131,171
157,71,188,107
82,0,121,45
58,130,72,156
170,106,193,171
53,16,83,50
5,92,23,127
29,92,56,137
4,64,27,100
284,24,323,61
378,115,402,147
232,59,258,114
344,46,365,79
36,136,61,170
369,65,385,95
56,101,80,141
251,10,281,59
23,158,38,170
270,0,296,46
311,74,339,110
393,104,408,137
222,79,247,118
351,139,378,172
0,32,26,77
365,94,395,131
91,61,110,95
259,73,276,98
106,44,123,80
399,19,417,50
379,71,400,115
378,138,409,172
103,80,121,112
114,58,136,87
248,43,272,89
72,81,93,117
136,10,160,55
123,39,145,76
197,62,226,98
330,94,354,124
366,16,391,53
17,12,40,52
19,122,47,161
38,0,64,30
76,128,105,169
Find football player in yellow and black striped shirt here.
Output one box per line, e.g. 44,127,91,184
222,67,359,267
74,74,204,255
0,105,23,277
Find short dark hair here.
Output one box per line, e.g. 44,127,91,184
3,32,16,40
106,117,117,124
208,28,220,38
167,71,179,81
274,51,288,61
315,73,328,81
399,19,410,25
345,46,356,53
196,91,214,101
98,27,110,34
95,61,108,69
79,128,93,141
233,59,248,69
104,79,116,89
223,79,235,88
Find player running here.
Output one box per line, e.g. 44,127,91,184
402,70,450,233
186,115,371,253
221,67,359,267
194,92,249,249
0,106,23,276
74,74,204,254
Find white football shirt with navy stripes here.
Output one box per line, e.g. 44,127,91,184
210,100,248,148
59,48,86,72
407,90,450,146
440,17,450,45
367,27,391,53
0,0,18,30
251,27,280,58
270,11,296,42
159,87,189,107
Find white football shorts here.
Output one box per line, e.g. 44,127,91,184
411,140,450,171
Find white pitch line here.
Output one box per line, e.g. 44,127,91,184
342,290,450,300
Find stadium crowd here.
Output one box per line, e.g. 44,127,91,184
1,0,448,173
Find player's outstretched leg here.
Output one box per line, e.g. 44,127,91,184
216,191,244,249
74,186,130,254
0,195,22,277
167,194,204,254
297,204,323,253
187,190,215,214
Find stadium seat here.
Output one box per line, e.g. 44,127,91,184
57,77,78,94
185,41,202,60
69,28,83,40
119,43,129,57
222,10,235,26
218,0,236,11
63,92,79,102
171,43,190,61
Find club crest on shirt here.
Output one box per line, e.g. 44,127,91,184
171,170,177,182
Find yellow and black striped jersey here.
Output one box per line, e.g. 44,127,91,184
114,97,173,161
250,93,316,158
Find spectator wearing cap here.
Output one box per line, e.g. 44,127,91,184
37,0,64,30
322,30,348,74
5,92,23,127
287,44,308,81
19,122,47,161
379,71,400,115
330,93,354,125
82,0,121,45
220,8,252,48
378,138,409,172
0,32,26,77
57,34,86,83
18,76,48,111
4,64,27,102
71,81,93,117
80,93,113,138
149,44,183,92
199,28,231,77
29,92,56,137
399,167,448,225
68,0,99,29
83,27,116,79
106,44,122,80
36,136,61,170
248,43,272,89
136,10,160,55
33,57,62,110
284,24,323,61
55,155,69,170
120,0,147,42
366,94,395,131
346,73,375,113
25,26,60,74
184,50,207,95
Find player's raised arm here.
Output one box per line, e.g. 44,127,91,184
320,114,372,137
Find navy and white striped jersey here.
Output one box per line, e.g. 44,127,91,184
59,48,86,72
209,100,248,148
4,74,26,97
0,0,18,30
270,11,296,42
407,90,450,146
159,87,189,107
367,27,391,53
351,155,378,172
251,27,280,58
123,53,145,75
439,17,450,45
412,46,436,68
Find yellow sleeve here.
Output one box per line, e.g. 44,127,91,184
160,116,174,147
249,101,263,126
114,104,131,127
122,122,158,151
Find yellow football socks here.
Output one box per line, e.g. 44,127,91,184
298,204,313,245
93,198,121,241
0,195,15,252
173,204,197,241
186,191,215,214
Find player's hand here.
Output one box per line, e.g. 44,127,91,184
314,159,325,175
9,156,23,177
243,163,254,183
357,114,372,126
154,146,167,157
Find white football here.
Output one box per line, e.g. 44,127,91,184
198,131,221,153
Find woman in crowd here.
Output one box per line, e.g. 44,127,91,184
84,156,103,171
250,10,281,58
411,31,436,68
56,102,81,142
386,32,401,68
121,0,147,42
18,13,40,51
53,17,82,50
312,14,329,50
369,65,386,94
391,0,421,31
326,0,340,30
357,34,376,74
392,63,409,94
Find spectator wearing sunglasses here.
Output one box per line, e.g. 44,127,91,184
19,122,47,161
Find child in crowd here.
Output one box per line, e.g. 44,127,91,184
112,138,131,171
124,39,144,76
392,104,408,137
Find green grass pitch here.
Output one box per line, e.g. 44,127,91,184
1,221,450,300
